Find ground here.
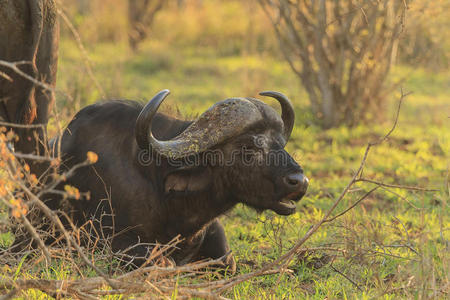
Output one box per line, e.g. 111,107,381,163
1,37,449,299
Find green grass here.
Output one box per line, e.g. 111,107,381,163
7,37,450,298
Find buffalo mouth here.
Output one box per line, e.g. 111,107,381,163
271,191,306,216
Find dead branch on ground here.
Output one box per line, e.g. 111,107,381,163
0,89,438,298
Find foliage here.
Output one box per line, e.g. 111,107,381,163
2,33,447,298
1,0,449,298
259,0,407,128
58,0,450,68
400,0,450,70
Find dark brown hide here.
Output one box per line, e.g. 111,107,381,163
0,0,59,176
52,95,308,269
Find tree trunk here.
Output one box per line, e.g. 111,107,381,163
0,0,59,177
128,0,164,52
259,0,406,128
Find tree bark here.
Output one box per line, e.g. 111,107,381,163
128,0,164,52
0,0,59,177
259,0,406,128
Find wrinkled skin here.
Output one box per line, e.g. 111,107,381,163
51,99,308,270
0,1,307,271
222,129,306,216
0,0,59,176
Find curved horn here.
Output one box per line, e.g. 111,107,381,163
135,89,170,150
136,91,264,159
259,91,295,140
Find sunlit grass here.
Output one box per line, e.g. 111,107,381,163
8,35,449,298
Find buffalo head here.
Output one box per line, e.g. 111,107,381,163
135,90,308,216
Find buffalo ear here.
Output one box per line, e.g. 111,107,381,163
164,168,212,193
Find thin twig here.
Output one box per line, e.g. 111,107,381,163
3,150,117,289
330,262,362,291
393,216,418,254
0,60,54,93
0,60,73,103
215,90,409,294
12,152,54,162
356,178,438,192
0,121,46,129
0,70,12,81
56,7,106,99
323,186,379,223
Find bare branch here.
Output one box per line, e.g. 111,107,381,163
0,60,54,94
215,89,412,293
0,60,73,103
323,186,379,223
356,178,438,192
57,7,106,99
330,260,362,291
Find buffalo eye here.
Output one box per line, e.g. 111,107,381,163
253,134,269,149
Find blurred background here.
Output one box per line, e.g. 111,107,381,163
54,0,449,126
31,0,450,297
52,0,449,189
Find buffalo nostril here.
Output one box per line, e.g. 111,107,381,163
284,173,306,188
287,177,299,186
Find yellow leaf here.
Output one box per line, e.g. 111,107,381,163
12,209,21,219
64,185,80,200
86,151,98,164
30,174,38,186
50,158,61,167
6,131,15,140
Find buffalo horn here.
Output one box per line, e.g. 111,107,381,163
259,91,295,141
135,89,170,150
135,90,264,159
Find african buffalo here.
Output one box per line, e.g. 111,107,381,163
51,90,308,270
0,0,59,176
